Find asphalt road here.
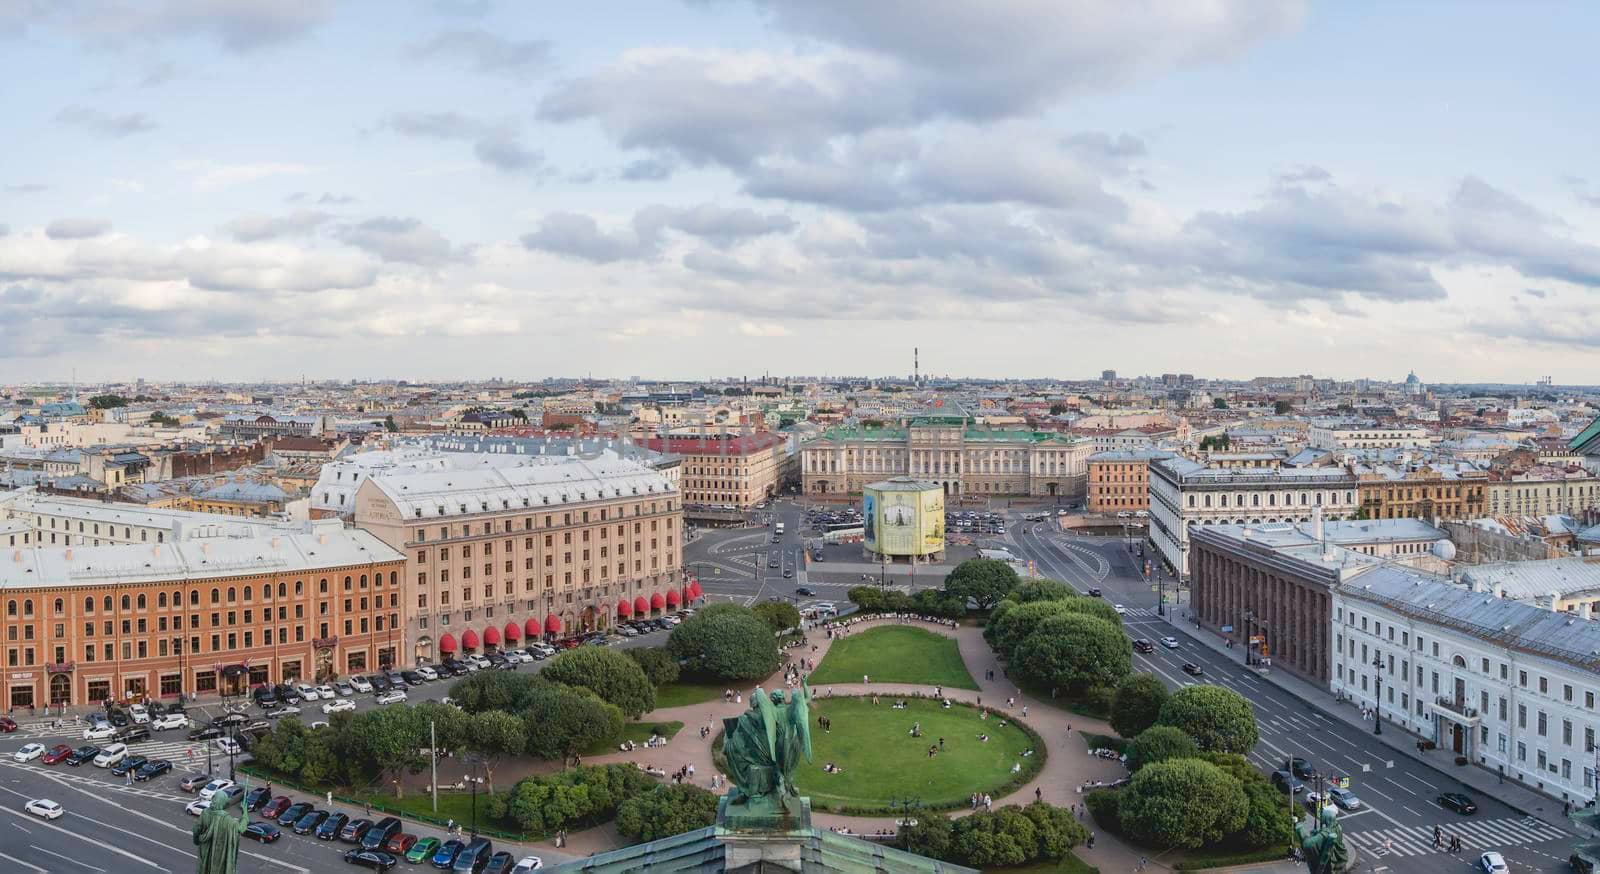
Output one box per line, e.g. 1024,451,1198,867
1007,519,1577,873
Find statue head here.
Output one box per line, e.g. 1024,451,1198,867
1318,805,1338,829
208,792,230,811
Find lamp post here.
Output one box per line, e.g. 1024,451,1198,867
465,754,484,838
1371,652,1384,736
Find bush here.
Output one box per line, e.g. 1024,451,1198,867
1010,578,1073,603
1201,753,1294,851
542,646,656,718
901,802,1086,868
951,807,1038,868
668,605,781,680
1110,674,1170,740
1118,758,1248,849
1084,788,1122,834
1057,597,1124,627
913,587,967,618
626,647,681,687
1125,726,1198,772
1076,685,1116,718
848,586,889,613
1012,614,1130,692
1157,686,1259,754
616,784,719,841
989,600,1075,657
500,763,656,834
898,813,955,860
752,601,802,634
448,671,548,714
1022,801,1090,859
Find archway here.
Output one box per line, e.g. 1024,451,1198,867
49,673,71,706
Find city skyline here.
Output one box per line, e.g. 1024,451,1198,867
3,2,1600,382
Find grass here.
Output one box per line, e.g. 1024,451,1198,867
582,720,683,756
1174,846,1291,870
808,625,978,690
654,676,728,709
794,697,1037,813
239,762,529,840
997,852,1101,874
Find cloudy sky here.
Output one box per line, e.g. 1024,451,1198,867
3,1,1599,384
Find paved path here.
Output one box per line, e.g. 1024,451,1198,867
544,617,1150,871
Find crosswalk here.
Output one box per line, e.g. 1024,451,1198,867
1346,817,1568,858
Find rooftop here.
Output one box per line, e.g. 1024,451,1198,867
364,455,676,519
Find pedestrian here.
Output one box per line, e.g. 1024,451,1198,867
938,737,944,750
1035,787,1042,802
1021,705,1028,717
1086,832,1095,849
326,790,333,806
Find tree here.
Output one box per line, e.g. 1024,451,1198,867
897,814,954,861
542,646,656,718
1201,753,1294,850
667,606,780,681
1118,758,1248,849
1213,397,1228,409
616,784,719,840
1057,597,1123,626
942,558,1019,610
1273,400,1293,415
448,671,548,715
346,706,426,797
912,586,966,618
520,686,624,761
148,411,179,426
383,415,398,432
1010,578,1072,603
467,710,527,794
1110,674,1169,739
88,394,127,409
1021,801,1089,860
1125,725,1198,772
1049,403,1069,415
951,807,1039,868
848,585,888,612
751,601,802,634
988,599,1073,657
1012,614,1130,691
1157,685,1259,754
626,647,680,687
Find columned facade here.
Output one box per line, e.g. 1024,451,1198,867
1190,529,1335,684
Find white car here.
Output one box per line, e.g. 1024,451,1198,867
322,698,355,714
349,676,373,693
1479,851,1508,874
185,798,210,816
215,737,242,755
12,743,45,763
1113,604,1127,615
315,684,336,699
1160,636,1180,649
512,856,544,873
128,704,150,724
265,705,302,718
531,643,556,657
153,713,189,731
334,681,354,696
198,779,234,801
294,683,319,701
25,799,64,820
467,654,490,669
416,666,439,680
93,743,128,767
83,724,117,741
375,689,408,706
309,721,331,730
461,659,482,672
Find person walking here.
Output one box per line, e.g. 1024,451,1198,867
1035,787,1042,802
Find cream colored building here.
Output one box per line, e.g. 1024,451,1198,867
1308,424,1432,450
802,416,1091,499
1485,470,1600,517
641,433,790,507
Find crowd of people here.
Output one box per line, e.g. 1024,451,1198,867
824,614,959,638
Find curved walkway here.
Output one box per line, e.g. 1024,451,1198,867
545,617,1151,871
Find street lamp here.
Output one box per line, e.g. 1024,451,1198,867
1371,652,1384,736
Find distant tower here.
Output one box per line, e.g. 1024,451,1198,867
914,347,919,385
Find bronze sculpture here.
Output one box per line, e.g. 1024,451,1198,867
721,683,813,821
1295,805,1351,874
192,778,250,874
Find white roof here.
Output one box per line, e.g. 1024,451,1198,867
367,455,675,519
0,490,287,539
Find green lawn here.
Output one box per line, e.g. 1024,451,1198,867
654,676,728,709
582,720,683,756
794,697,1036,813
808,626,978,690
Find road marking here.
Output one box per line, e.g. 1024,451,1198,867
5,811,162,870
0,850,47,873
31,844,108,872
1383,776,1416,795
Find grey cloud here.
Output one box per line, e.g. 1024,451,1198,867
55,105,157,138
334,217,456,266
137,60,181,88
385,110,482,139
681,249,772,282
286,191,357,205
520,213,653,263
176,245,378,293
45,217,113,240
223,209,330,242
408,28,552,78
1275,164,1332,185
4,183,51,194
382,111,539,173
621,158,676,182
1449,177,1600,287
70,0,335,52
635,204,795,247
1524,287,1547,299
473,130,543,172
0,224,8,238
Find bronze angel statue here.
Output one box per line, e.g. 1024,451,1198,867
722,682,813,807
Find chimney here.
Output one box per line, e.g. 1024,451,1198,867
1581,603,1594,622
153,545,161,559
1551,591,1562,613
1312,505,1325,544
64,548,72,561
1493,583,1505,599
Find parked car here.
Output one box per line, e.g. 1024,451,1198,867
1438,792,1478,815
152,713,188,731
83,724,118,741
274,683,301,704
369,674,393,693
349,676,374,693
253,686,278,708
180,773,216,792
511,857,544,873
484,851,517,874
295,683,320,701
186,798,213,816
41,744,74,765
323,698,356,714
334,681,355,696
265,705,302,718
276,802,313,827
134,759,173,781
110,754,148,776
244,821,283,843
12,743,45,763
341,818,374,843
317,812,351,840
361,816,403,851
26,799,65,820
0,716,16,732
316,684,337,699
432,838,465,868
198,778,235,801
261,796,294,820
66,746,101,766
106,709,129,727
215,736,242,755
1270,770,1304,794
244,786,274,811
188,726,225,741
128,704,149,724
416,666,439,681
343,848,399,871
386,833,418,855
293,809,329,835
402,670,426,686
453,837,494,872
407,837,441,864
375,689,408,705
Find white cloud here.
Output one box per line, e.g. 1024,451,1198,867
178,160,317,191
738,320,789,337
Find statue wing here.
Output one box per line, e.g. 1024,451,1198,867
790,686,813,763
753,688,779,763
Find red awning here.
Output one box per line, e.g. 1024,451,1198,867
483,625,501,646
461,629,481,650
504,622,521,641
650,592,666,610
617,599,632,618
545,614,561,633
689,581,702,598
439,633,458,653
666,589,680,607
524,618,541,638
634,596,649,615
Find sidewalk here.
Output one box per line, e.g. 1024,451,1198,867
1165,610,1569,826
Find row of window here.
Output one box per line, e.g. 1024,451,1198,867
3,573,400,621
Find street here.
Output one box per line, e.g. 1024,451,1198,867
1006,519,1578,873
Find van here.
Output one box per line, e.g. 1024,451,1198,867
451,837,494,873
360,816,402,851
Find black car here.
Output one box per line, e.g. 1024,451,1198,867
483,851,516,874
276,802,313,827
107,709,129,727
1132,639,1155,653
66,745,101,766
188,726,224,742
361,816,402,851
244,786,274,811
1182,662,1204,677
253,686,278,707
117,726,152,744
439,660,466,677
344,849,399,871
401,670,426,686
369,674,393,693
134,759,172,781
1290,757,1318,780
1437,792,1477,815
317,812,350,840
293,809,329,835
1087,588,1102,597
383,670,407,688
1270,770,1304,794
243,821,282,843
795,586,817,597
340,818,374,843
110,755,148,776
274,683,302,704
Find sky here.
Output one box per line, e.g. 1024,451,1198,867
3,0,1600,384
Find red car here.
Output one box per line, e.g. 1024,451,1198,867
0,716,17,732
386,833,418,854
260,796,294,820
558,638,582,649
41,744,73,765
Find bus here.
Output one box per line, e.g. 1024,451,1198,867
775,522,785,536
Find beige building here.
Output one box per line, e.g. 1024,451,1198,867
1485,470,1600,517
641,433,790,508
353,456,684,664
1086,450,1174,513
802,416,1091,500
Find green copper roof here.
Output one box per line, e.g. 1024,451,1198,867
546,824,974,874
819,425,1082,444
1571,416,1600,454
